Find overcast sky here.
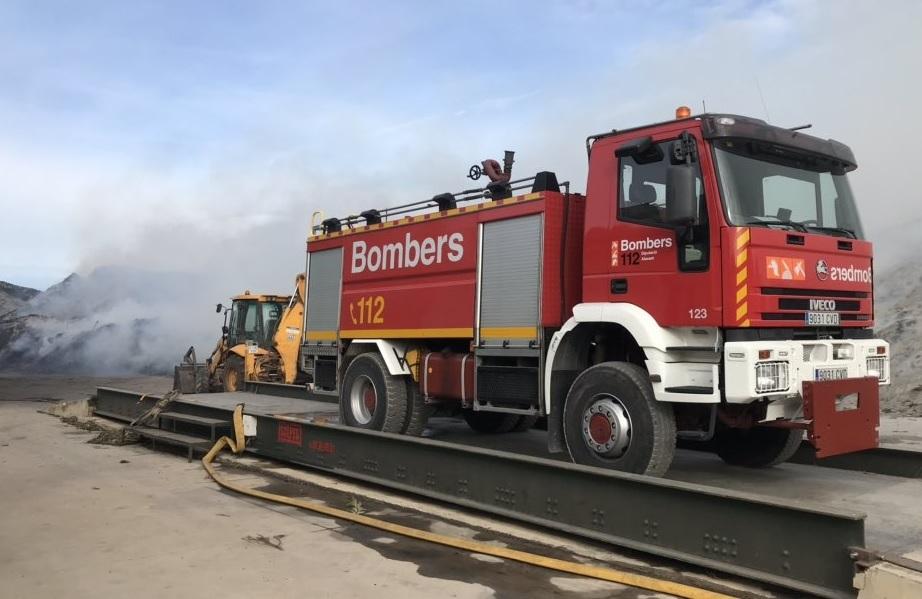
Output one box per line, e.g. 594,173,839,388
1,0,921,292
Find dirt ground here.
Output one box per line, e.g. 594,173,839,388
7,374,920,599
0,375,694,599
0,372,173,402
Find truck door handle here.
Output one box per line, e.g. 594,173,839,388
610,279,628,294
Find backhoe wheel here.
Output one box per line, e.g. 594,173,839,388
714,426,802,468
340,353,408,433
563,362,676,476
222,356,245,392
402,380,432,437
462,410,520,434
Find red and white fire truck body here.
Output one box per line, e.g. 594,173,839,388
301,111,889,475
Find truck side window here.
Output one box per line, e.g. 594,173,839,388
619,160,667,227
618,139,709,271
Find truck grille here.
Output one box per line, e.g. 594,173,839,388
761,287,870,299
777,298,861,311
759,287,871,324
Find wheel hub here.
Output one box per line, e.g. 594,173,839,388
363,387,377,413
350,375,377,425
581,396,631,457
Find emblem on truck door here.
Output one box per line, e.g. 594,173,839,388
816,259,829,281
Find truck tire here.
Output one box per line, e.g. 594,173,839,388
714,426,802,468
222,356,245,392
463,410,520,434
402,380,432,436
563,362,676,476
340,353,408,433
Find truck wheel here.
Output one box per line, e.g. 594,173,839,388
340,353,408,433
402,380,432,436
463,410,520,433
714,426,802,468
563,362,676,476
222,356,245,392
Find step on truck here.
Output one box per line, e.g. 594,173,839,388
299,107,889,476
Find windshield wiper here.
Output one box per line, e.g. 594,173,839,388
806,225,857,239
745,219,809,233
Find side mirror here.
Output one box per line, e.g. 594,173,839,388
665,165,697,225
216,303,223,313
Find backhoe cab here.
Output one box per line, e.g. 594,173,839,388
215,292,289,391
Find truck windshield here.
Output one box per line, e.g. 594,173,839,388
714,139,864,239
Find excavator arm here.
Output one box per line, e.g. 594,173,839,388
271,273,306,384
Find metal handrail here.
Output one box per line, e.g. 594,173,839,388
312,174,553,234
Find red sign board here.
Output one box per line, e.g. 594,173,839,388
277,421,303,447
308,439,335,455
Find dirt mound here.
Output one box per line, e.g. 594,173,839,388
0,280,39,319
876,260,922,417
58,415,140,445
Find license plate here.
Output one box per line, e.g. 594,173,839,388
806,311,840,326
815,367,848,381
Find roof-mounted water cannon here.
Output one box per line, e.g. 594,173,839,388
467,151,516,200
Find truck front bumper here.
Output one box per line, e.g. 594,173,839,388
723,337,888,458
723,337,889,403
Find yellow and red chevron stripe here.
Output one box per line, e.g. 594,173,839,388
735,229,750,327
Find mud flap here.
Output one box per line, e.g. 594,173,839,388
803,377,879,458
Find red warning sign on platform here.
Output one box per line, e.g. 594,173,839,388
277,421,303,446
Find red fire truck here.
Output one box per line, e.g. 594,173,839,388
300,108,889,476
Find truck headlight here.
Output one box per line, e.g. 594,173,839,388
833,345,854,360
755,361,790,393
866,356,889,382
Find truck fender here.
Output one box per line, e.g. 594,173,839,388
347,339,412,377
544,303,720,451
544,302,690,404
571,302,709,351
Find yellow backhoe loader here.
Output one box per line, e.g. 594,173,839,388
175,274,306,393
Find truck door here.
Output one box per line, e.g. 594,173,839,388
303,247,343,391
610,133,720,327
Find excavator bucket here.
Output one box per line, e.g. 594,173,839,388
173,346,210,393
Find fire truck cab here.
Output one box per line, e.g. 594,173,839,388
301,109,889,476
